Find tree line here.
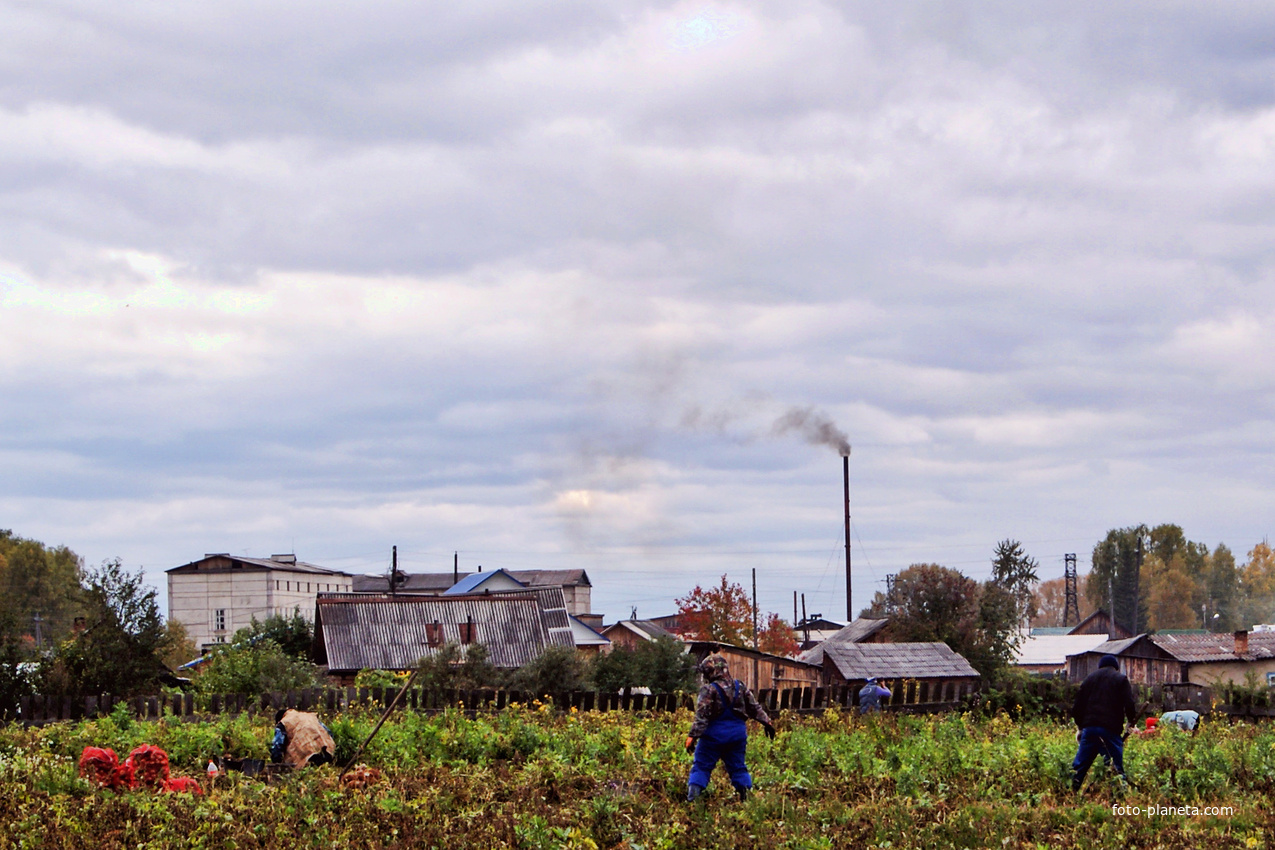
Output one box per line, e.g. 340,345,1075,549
1032,523,1275,634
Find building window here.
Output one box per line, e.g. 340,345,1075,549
307,583,311,592
1267,672,1275,687
275,581,279,590
214,609,226,632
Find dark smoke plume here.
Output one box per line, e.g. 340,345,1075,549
771,407,850,456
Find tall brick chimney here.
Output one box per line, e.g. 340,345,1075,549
1234,630,1249,656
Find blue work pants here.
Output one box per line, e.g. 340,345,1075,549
688,713,751,791
1071,726,1125,789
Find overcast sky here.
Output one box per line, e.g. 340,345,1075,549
3,1,1274,624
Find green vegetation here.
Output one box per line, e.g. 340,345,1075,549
0,706,1271,848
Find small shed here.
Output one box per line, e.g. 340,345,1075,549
819,642,981,705
601,619,678,652
1066,635,1183,685
687,642,820,691
798,617,890,666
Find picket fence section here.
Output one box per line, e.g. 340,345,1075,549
11,682,967,727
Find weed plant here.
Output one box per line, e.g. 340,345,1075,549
0,704,1272,848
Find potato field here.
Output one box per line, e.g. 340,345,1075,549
1,702,1273,849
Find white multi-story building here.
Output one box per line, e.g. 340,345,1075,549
167,553,353,651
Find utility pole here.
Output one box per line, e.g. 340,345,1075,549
32,612,42,650
1108,576,1115,639
1063,554,1079,627
885,574,895,615
1132,535,1143,634
751,568,759,650
801,593,809,646
843,452,852,622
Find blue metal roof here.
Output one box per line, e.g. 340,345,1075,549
443,568,524,595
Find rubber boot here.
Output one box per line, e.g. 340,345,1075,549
687,783,705,802
734,784,748,802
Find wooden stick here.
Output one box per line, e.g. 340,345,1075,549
339,668,420,780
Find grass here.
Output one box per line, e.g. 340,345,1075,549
0,703,1273,848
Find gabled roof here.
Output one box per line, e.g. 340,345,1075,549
569,615,610,647
798,617,889,665
603,620,677,642
167,553,349,577
314,592,574,672
822,642,980,680
444,569,525,595
1150,632,1275,663
508,569,592,588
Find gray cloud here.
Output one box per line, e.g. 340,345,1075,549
3,2,1275,621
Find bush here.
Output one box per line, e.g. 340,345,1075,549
511,645,590,695
192,639,320,695
593,637,697,693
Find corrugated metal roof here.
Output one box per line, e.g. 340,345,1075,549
798,617,889,665
316,594,574,672
1150,632,1275,663
822,642,980,680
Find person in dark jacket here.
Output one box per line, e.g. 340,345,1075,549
685,654,775,802
1069,654,1137,790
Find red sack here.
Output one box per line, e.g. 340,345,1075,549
78,747,119,787
110,760,136,791
125,744,170,790
162,776,203,795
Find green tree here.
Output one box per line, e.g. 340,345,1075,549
990,539,1039,627
864,562,1021,677
1203,544,1240,632
233,611,314,659
38,559,171,697
0,530,85,653
1240,541,1275,627
1088,525,1149,634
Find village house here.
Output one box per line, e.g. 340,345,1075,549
313,590,579,682
1067,630,1275,687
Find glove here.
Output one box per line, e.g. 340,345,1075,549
684,736,696,755
763,723,776,741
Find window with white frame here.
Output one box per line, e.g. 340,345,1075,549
214,609,226,632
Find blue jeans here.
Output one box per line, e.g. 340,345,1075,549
1071,726,1125,789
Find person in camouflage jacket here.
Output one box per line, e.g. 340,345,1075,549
684,653,776,802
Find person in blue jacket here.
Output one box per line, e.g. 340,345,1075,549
684,653,775,802
858,677,892,712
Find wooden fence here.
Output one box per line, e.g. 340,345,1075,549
11,681,968,727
